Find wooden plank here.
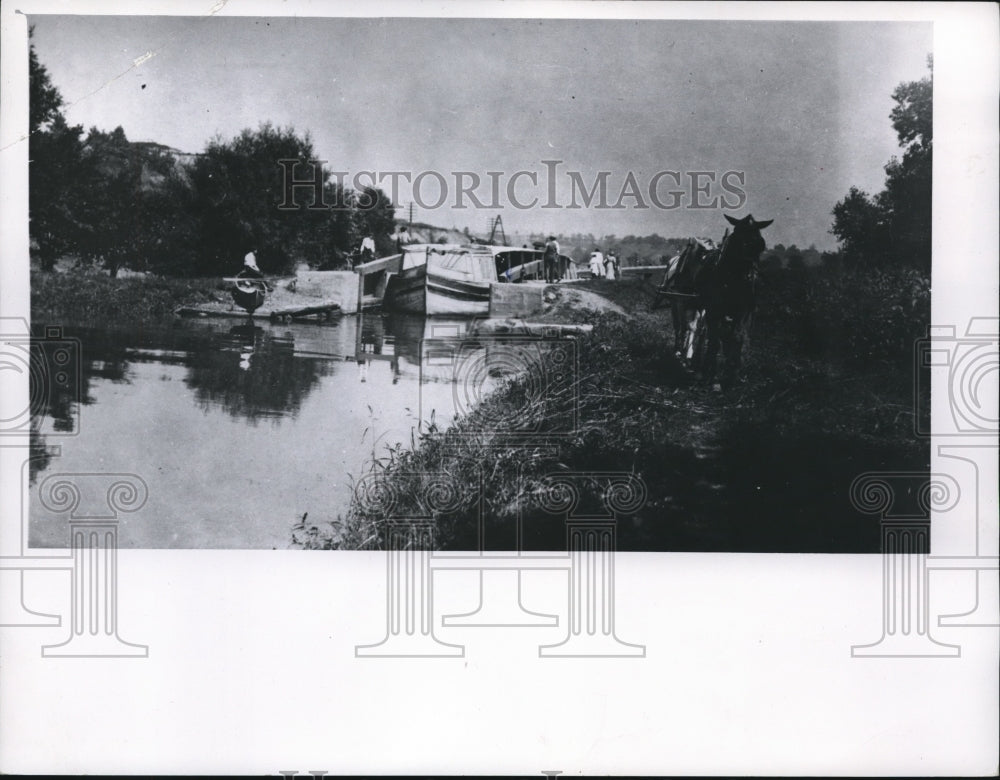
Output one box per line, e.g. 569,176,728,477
269,302,342,322
175,306,258,319
354,253,403,276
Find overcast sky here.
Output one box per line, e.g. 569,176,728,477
28,15,931,249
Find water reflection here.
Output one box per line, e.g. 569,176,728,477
184,323,334,424
27,312,479,548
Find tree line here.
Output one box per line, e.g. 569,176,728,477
830,55,932,275
28,33,395,278
30,31,929,280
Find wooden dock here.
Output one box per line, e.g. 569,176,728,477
175,300,342,323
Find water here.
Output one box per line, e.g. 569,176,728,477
28,313,494,549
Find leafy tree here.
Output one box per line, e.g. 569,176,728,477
74,126,179,277
30,115,89,271
29,31,88,272
186,123,351,275
351,186,398,259
28,28,62,133
832,55,932,272
830,186,888,266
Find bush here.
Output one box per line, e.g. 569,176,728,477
756,264,930,370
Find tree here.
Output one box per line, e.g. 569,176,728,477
830,186,888,266
29,32,88,272
832,55,932,273
73,126,181,277
30,115,89,271
186,124,350,276
28,28,63,134
351,186,398,259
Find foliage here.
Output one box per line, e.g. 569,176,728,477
29,34,397,277
312,272,927,553
831,55,932,273
71,127,182,277
30,268,220,326
29,115,89,271
28,27,62,133
756,262,930,370
28,32,87,272
183,124,343,275
351,186,398,259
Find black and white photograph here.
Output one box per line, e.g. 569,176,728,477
1,1,997,775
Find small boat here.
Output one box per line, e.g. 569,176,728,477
384,244,498,316
231,274,267,314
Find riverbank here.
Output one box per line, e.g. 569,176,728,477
31,269,224,327
303,267,930,553
29,266,929,553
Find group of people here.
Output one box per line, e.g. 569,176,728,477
588,247,620,280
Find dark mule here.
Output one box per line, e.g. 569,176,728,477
696,214,773,388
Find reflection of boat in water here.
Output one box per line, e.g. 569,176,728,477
231,275,267,314
384,244,497,316
228,324,263,370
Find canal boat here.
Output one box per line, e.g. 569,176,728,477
384,244,498,316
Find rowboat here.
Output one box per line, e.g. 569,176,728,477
231,277,267,314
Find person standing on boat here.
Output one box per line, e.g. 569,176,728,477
543,235,560,283
396,225,411,252
589,247,605,278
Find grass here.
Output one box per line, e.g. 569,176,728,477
31,269,225,328
30,263,928,553
303,268,929,553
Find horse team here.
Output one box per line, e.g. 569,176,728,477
658,214,773,389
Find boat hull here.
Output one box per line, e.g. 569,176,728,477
384,265,491,316
231,281,266,314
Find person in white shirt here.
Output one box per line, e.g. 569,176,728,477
604,251,617,280
589,248,605,278
359,235,376,262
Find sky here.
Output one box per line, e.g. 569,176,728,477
28,15,932,250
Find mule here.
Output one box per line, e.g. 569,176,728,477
662,237,720,362
696,214,773,388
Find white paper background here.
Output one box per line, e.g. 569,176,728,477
1,1,997,776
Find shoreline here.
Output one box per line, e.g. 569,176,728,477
30,266,929,553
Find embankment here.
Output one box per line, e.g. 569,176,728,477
312,269,929,554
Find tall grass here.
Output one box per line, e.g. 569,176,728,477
313,265,930,553
31,270,224,327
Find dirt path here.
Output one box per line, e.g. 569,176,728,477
538,282,628,320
